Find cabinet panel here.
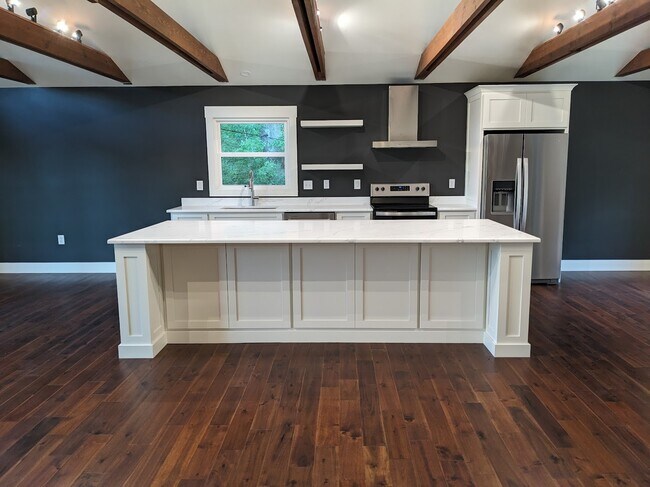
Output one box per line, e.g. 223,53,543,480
438,211,476,220
292,244,355,328
171,213,208,220
209,212,283,221
482,93,528,128
336,212,372,220
226,244,291,328
420,244,486,330
355,244,419,328
527,92,570,127
163,245,228,329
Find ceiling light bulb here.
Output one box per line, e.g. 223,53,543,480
316,8,320,16
573,9,586,22
553,23,564,35
55,19,68,33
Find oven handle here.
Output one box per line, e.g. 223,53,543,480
374,211,438,217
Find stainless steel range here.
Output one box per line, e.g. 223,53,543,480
370,183,438,220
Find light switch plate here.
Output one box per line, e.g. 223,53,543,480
323,179,330,190
57,235,65,245
448,178,456,189
303,180,313,190
196,180,204,191
354,179,361,190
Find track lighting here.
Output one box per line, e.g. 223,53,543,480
5,0,20,13
72,29,82,43
573,9,586,22
596,0,607,10
553,23,564,35
55,19,68,33
25,6,36,22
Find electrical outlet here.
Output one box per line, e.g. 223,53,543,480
449,178,456,189
354,179,361,190
196,180,204,191
303,180,313,190
323,179,330,190
57,235,65,245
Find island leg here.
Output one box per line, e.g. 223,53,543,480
114,244,167,358
484,242,534,358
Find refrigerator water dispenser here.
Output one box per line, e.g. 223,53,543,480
492,180,515,214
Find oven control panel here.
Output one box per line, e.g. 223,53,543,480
370,183,430,197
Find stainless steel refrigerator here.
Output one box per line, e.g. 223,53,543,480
481,133,569,283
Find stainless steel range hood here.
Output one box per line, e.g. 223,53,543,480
372,85,438,149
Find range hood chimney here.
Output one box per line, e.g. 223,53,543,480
372,85,438,149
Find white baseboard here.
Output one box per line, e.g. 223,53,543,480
561,260,650,272
0,262,116,273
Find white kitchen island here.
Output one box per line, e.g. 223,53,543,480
108,219,540,359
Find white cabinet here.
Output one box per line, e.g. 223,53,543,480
209,212,283,221
292,244,355,328
527,91,571,128
354,244,419,328
171,213,208,221
336,212,372,220
438,210,476,220
226,244,291,328
163,245,228,330
420,244,486,330
482,92,529,129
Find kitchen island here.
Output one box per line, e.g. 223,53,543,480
108,219,539,359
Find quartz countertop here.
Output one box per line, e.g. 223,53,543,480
109,219,539,245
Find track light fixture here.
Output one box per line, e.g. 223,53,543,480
72,29,83,43
553,23,564,35
55,19,68,33
573,9,586,22
25,6,36,22
5,0,20,13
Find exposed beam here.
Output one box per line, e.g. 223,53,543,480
0,58,35,84
88,0,227,82
616,48,650,77
291,0,326,80
415,0,504,80
0,9,129,84
516,0,650,78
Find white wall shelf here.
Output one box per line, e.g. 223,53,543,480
300,119,364,128
301,164,364,171
372,140,437,149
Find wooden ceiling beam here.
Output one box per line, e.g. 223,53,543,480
415,0,504,80
291,0,326,80
0,9,129,83
516,0,650,78
0,58,35,84
616,48,650,77
88,0,227,82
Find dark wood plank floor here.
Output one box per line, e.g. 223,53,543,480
0,272,648,486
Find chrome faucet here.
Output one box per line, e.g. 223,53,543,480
248,170,256,206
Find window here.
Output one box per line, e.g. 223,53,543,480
205,106,298,196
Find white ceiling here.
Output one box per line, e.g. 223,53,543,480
0,0,648,87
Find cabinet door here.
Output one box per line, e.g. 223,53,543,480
209,212,283,221
482,93,528,129
171,213,208,220
226,244,291,328
527,92,571,128
336,212,372,220
355,244,419,328
420,244,486,330
438,211,476,220
292,244,355,328
163,245,228,329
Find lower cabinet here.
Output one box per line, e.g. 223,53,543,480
420,244,486,330
292,244,355,328
226,244,292,328
163,245,228,329
209,212,283,221
354,244,420,328
171,213,208,220
438,210,476,220
336,212,372,220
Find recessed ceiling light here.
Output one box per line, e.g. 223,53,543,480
573,9,586,22
240,70,251,77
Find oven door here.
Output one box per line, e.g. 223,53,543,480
373,210,438,220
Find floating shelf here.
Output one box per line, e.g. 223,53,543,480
372,140,438,149
300,119,364,128
301,164,364,171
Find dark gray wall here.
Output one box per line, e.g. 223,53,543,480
0,82,648,262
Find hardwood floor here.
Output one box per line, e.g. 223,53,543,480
0,272,648,486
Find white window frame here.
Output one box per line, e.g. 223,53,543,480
204,106,298,197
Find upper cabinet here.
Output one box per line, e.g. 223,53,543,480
467,84,576,130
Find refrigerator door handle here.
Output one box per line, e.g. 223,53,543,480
515,157,523,229
521,157,529,231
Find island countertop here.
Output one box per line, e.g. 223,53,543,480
108,219,540,245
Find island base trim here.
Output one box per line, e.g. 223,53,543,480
118,334,167,359
483,333,531,358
